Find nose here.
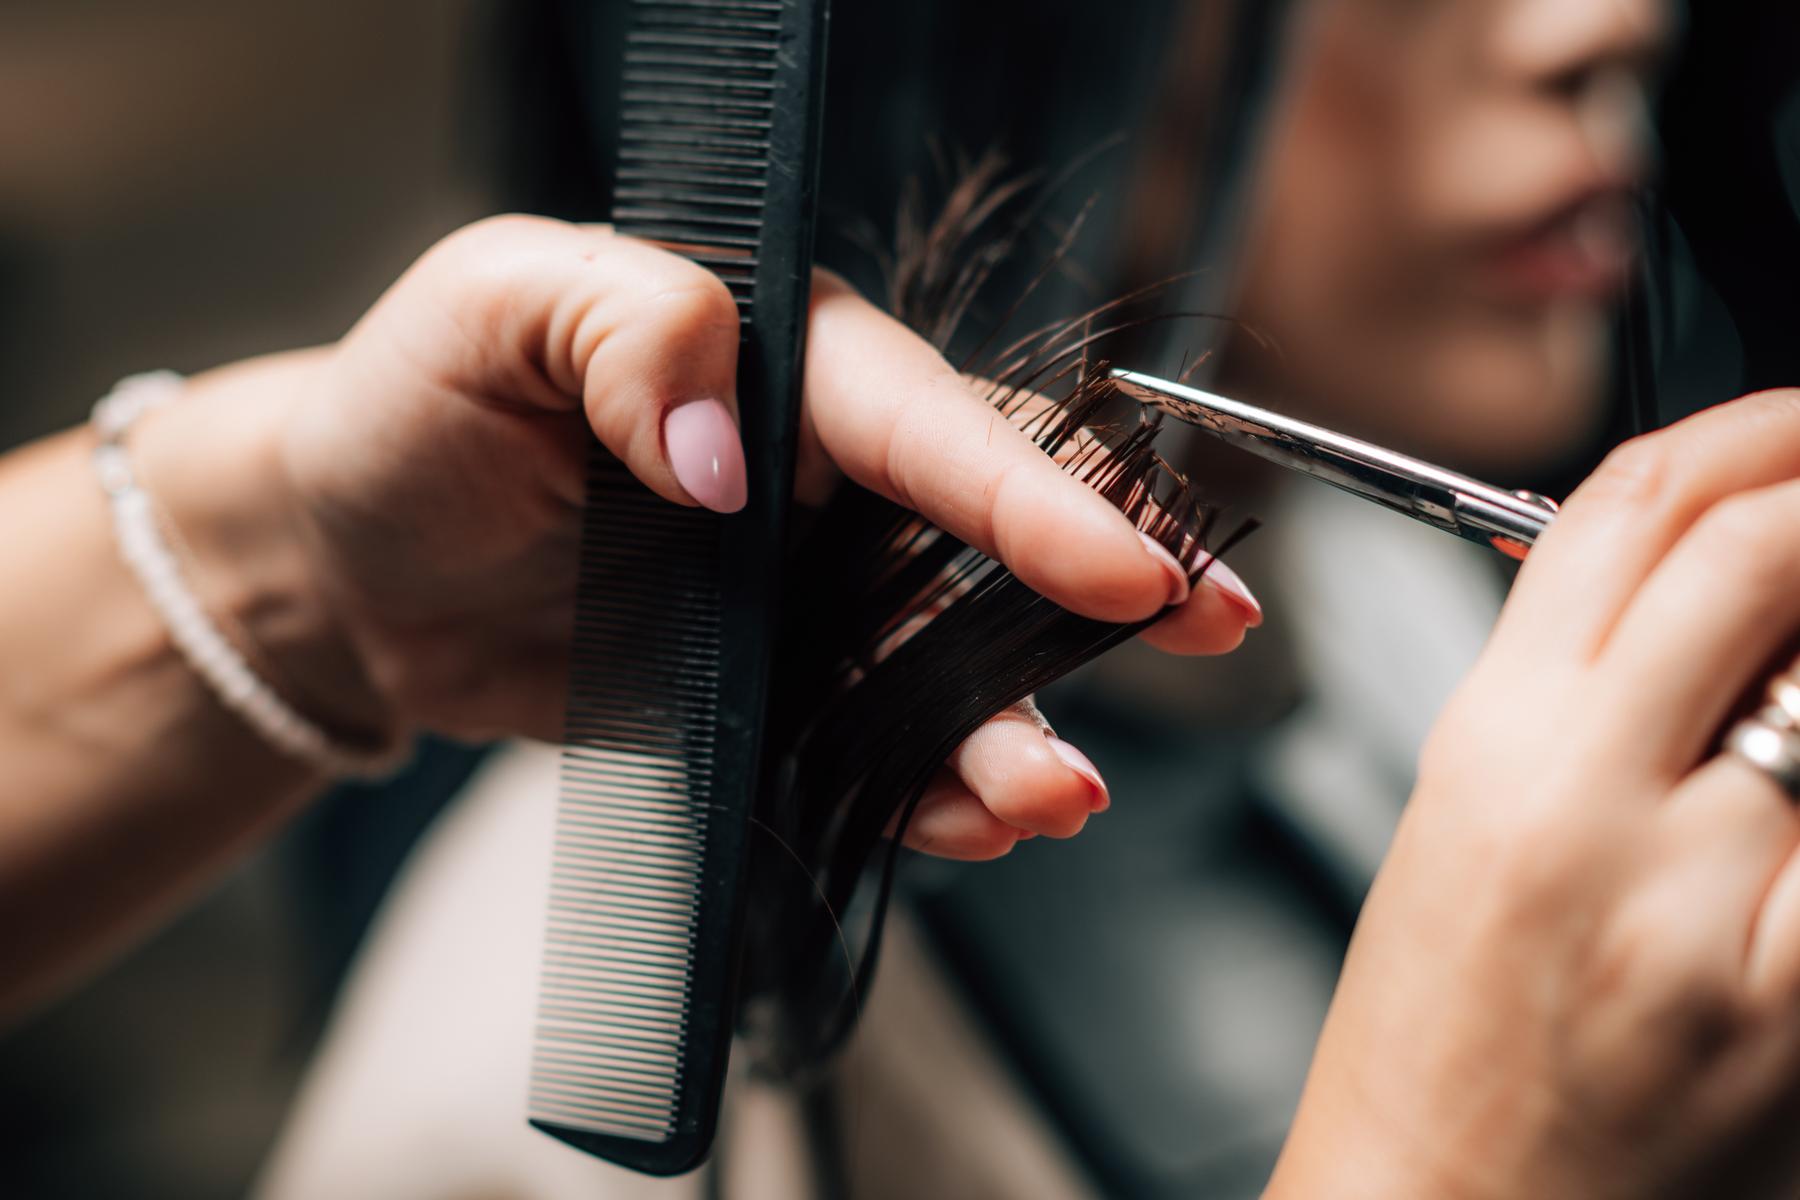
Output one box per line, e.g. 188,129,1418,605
1493,0,1676,180
1494,0,1675,91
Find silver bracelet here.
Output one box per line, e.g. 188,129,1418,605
92,372,400,780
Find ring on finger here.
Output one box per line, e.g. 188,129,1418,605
1766,674,1800,730
1725,716,1800,800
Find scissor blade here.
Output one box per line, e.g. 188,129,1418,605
1109,368,1558,554
1110,369,1465,534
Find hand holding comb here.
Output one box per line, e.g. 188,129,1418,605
529,0,831,1175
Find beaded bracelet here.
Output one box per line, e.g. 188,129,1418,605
92,372,400,779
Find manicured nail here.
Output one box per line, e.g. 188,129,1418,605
1137,532,1191,607
665,398,747,513
1047,736,1110,812
1194,554,1262,626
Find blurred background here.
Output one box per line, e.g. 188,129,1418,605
2,2,1796,1198
0,5,500,1195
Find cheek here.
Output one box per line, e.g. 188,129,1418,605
1228,1,1615,470
1240,271,1611,473
1365,301,1613,470
1234,12,1435,352
1414,96,1612,238
1235,123,1412,375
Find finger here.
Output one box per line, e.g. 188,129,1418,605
1492,389,1800,663
944,697,1108,839
997,388,1264,651
1744,828,1800,1002
897,770,1027,861
802,270,1204,625
1597,800,1790,1013
395,216,746,513
1140,554,1262,654
1661,757,1800,926
1594,477,1800,771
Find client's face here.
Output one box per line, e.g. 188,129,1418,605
1232,0,1673,471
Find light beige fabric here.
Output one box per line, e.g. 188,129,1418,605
255,742,1096,1200
254,743,687,1200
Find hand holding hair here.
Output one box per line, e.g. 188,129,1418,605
1270,389,1800,1198
0,215,1259,1017
281,218,1257,850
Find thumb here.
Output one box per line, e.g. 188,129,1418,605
371,215,746,512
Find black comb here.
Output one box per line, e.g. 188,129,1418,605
529,0,830,1176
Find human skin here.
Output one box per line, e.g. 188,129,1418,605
1270,390,1800,1198
1232,0,1671,472
0,217,1260,1022
1229,2,1800,1189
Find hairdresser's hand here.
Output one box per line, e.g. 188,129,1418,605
145,217,1258,855
1271,390,1800,1199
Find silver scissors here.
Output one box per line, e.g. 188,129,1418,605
1111,369,1561,560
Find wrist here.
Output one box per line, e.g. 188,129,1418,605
129,353,401,756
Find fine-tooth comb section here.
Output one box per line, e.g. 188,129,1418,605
531,0,829,1178
613,1,779,273
534,455,720,1145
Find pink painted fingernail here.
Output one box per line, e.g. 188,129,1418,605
1137,532,1191,607
665,398,747,513
1194,554,1262,626
1047,736,1110,812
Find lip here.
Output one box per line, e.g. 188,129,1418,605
1475,189,1638,303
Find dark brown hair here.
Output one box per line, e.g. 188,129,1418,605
737,158,1253,1079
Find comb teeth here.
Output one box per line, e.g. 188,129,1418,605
537,0,831,1171
612,0,787,297
532,0,795,1162
533,456,721,1141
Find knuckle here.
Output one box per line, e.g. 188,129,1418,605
982,457,1031,556
1581,435,1672,513
881,392,950,513
1594,897,1749,1057
408,215,570,332
437,213,564,260
642,272,739,340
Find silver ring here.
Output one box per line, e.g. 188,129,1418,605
1768,676,1800,730
1725,717,1800,800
